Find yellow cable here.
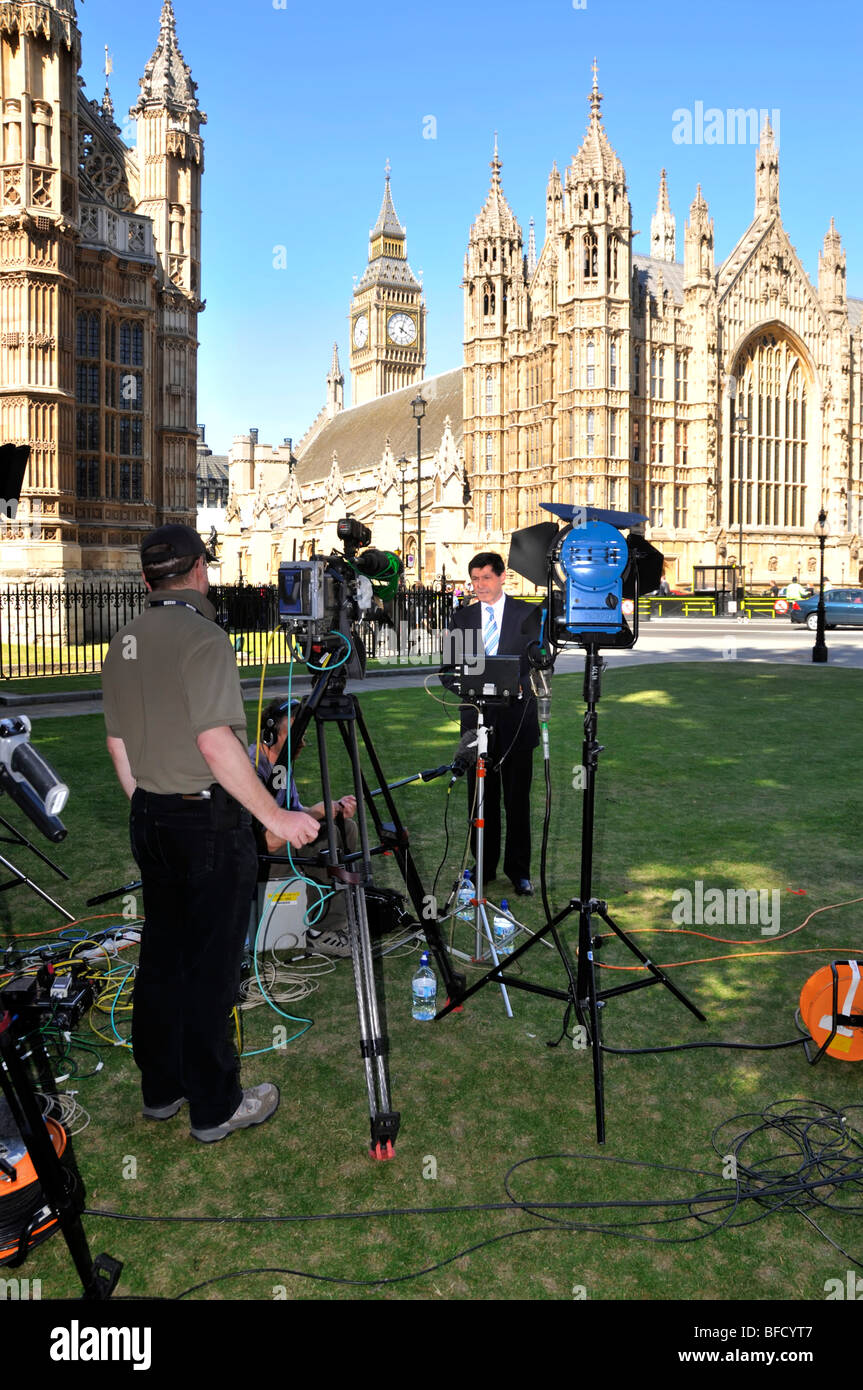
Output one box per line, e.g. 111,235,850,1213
254,628,279,770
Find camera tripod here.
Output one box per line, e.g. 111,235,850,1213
267,657,466,1159
438,642,706,1142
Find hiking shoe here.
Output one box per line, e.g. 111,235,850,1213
190,1083,280,1144
142,1097,186,1121
306,927,352,958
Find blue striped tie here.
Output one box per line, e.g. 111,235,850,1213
483,605,499,656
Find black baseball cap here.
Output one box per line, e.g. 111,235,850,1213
140,524,207,567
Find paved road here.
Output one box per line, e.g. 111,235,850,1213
4,618,861,720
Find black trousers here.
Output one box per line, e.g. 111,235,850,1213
130,788,258,1130
466,741,535,884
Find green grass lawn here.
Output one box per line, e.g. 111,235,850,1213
2,662,861,1301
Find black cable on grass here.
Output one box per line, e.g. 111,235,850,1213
601,1036,808,1055
430,783,453,907
81,1100,863,1294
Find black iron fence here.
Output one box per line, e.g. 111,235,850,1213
0,579,459,680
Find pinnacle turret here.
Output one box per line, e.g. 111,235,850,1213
819,217,846,307
133,1,200,114
570,59,625,185
650,168,676,263
755,118,779,214
326,342,344,418
470,135,520,240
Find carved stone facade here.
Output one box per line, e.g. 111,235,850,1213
216,64,863,591
0,0,204,580
463,68,863,588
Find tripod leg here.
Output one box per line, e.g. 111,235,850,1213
343,882,400,1159
0,852,75,921
573,905,607,1145
477,903,513,1018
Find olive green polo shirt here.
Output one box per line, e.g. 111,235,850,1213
101,589,248,795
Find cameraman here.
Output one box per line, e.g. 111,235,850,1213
102,525,319,1145
250,698,358,956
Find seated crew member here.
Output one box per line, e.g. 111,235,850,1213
249,698,359,955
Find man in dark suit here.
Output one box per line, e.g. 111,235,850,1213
445,552,541,896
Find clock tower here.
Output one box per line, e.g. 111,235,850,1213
349,163,426,406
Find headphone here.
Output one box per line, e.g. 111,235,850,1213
260,698,301,748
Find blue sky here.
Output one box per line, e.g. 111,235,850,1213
79,0,863,456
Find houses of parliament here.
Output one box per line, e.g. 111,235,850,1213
1,3,861,593
220,68,863,592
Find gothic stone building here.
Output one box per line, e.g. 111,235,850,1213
0,0,204,580
463,70,863,590
222,68,862,591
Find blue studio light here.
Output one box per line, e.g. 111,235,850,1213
542,504,646,637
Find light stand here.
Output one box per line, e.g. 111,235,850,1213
437,504,707,1141
812,508,828,664
438,643,706,1142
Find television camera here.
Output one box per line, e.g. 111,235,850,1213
277,518,401,677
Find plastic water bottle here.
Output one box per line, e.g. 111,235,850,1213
412,952,437,1021
456,869,474,923
493,898,516,958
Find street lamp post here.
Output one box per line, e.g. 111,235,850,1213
812,508,828,664
398,453,408,572
412,392,426,584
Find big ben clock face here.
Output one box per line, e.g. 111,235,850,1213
353,314,369,348
387,312,417,346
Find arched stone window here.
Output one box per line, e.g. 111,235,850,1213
583,231,597,283
731,333,809,530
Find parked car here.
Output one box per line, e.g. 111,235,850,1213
789,587,863,630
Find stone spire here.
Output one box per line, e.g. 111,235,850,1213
371,160,405,239
755,118,779,215
570,59,625,184
357,165,421,292
650,168,676,263
818,217,846,308
684,184,714,285
326,341,344,418
545,160,563,235
101,45,118,127
471,133,520,239
527,217,537,276
135,1,200,113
